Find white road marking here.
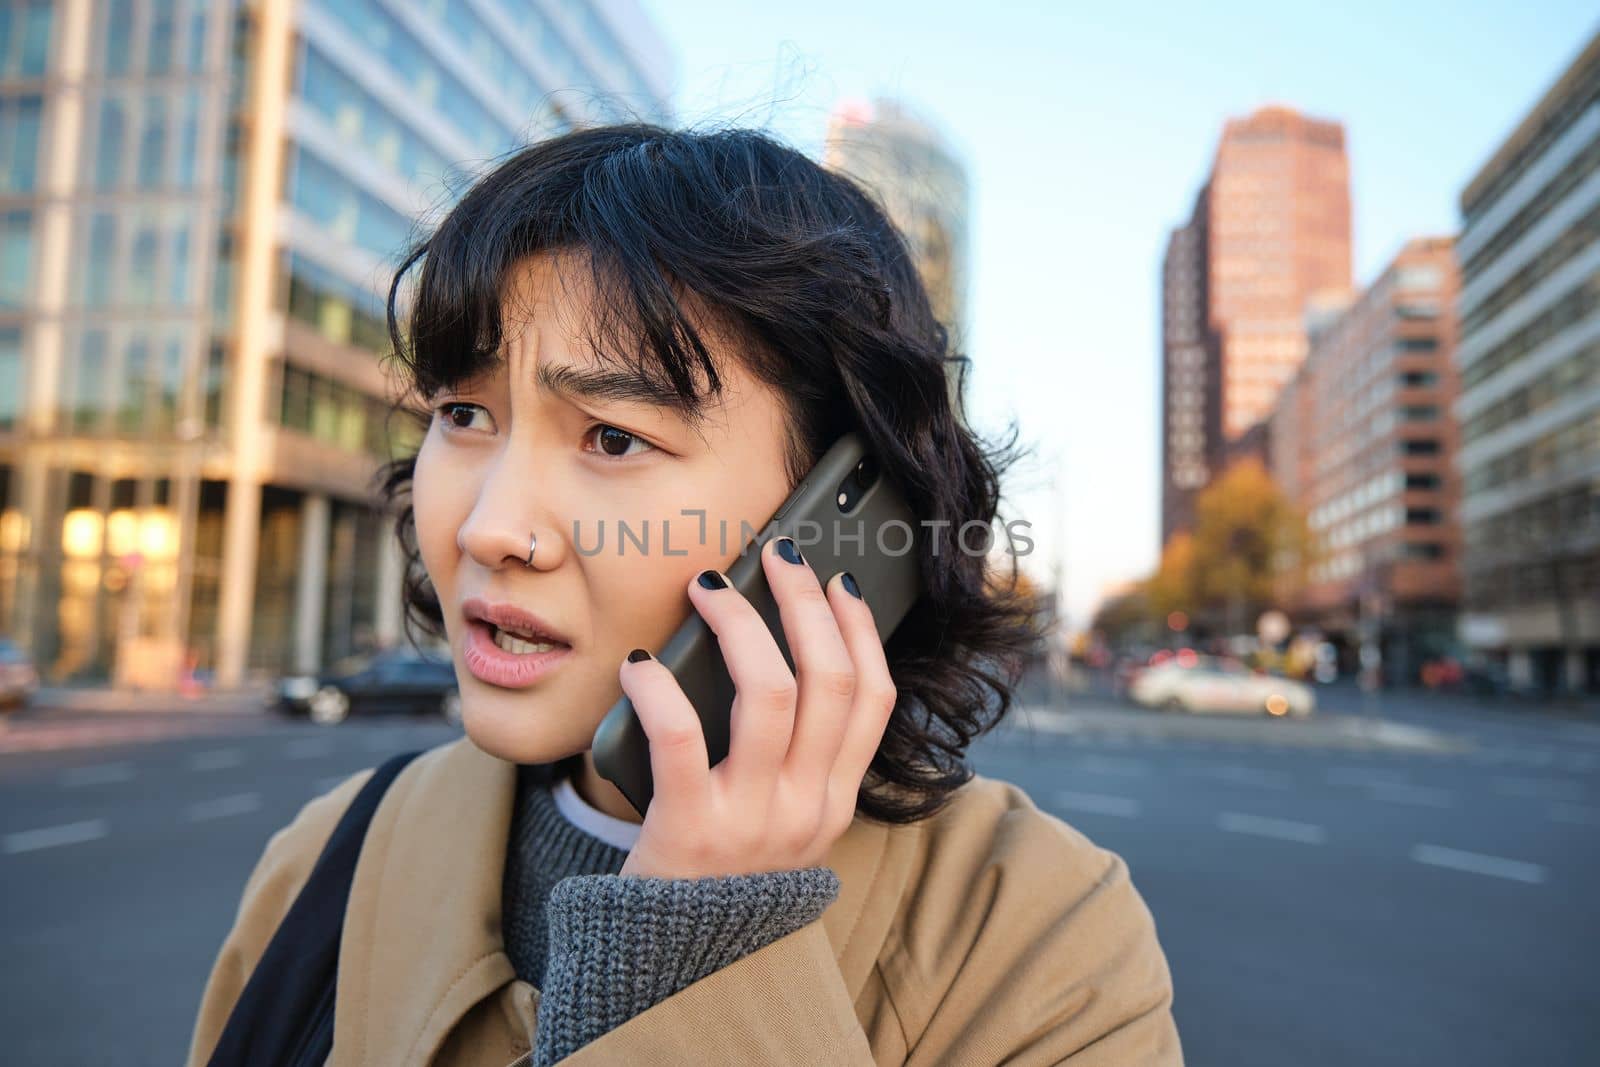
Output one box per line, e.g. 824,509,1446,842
1548,803,1600,827
1197,765,1292,790
1066,755,1150,778
190,748,243,772
187,792,262,822
1491,776,1584,801
4,819,110,854
1217,812,1326,844
59,762,136,787
1367,783,1455,809
285,738,334,760
1410,844,1546,885
1053,791,1141,818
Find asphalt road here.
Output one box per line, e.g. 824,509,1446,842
1,692,1595,1066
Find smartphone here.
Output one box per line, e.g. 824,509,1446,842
590,431,923,817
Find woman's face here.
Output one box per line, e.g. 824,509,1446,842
412,252,795,774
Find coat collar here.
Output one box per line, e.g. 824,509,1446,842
334,734,914,1064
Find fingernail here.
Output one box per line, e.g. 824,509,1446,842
774,536,805,565
697,569,728,589
840,572,863,599
627,648,652,663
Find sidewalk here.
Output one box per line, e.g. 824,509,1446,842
28,683,274,716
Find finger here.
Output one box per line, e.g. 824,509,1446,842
821,572,898,809
688,567,796,789
763,538,858,788
620,649,710,814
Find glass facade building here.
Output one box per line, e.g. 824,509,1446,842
0,0,673,688
822,96,971,403
1455,29,1600,693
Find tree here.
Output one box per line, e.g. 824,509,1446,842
1187,457,1309,634
1144,531,1198,624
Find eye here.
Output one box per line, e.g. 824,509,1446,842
584,423,656,460
433,401,493,434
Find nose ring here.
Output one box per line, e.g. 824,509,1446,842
525,531,537,568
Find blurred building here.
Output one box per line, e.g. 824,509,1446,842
1159,194,1222,541
0,0,672,689
1161,105,1352,543
1454,30,1600,694
823,97,971,398
1273,238,1462,683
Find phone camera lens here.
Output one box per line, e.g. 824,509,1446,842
855,455,880,489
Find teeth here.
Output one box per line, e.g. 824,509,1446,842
491,625,562,655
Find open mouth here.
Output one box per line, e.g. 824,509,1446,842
485,621,570,655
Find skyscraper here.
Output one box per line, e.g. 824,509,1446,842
0,0,673,689
1454,29,1599,694
1160,105,1352,542
823,97,971,366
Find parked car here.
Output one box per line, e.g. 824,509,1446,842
272,644,461,726
1130,657,1315,717
0,638,39,711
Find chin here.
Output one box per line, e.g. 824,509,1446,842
458,691,593,767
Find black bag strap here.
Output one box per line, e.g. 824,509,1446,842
207,748,426,1067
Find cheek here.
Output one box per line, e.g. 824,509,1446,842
411,435,467,595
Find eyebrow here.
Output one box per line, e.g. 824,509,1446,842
535,360,695,415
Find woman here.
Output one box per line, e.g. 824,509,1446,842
187,124,1183,1066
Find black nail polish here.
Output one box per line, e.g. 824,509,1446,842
697,569,728,589
775,536,805,565
841,572,863,599
627,648,652,663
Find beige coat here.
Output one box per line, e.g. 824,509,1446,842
186,735,1183,1066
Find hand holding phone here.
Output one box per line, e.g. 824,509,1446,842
610,536,900,879
590,432,922,875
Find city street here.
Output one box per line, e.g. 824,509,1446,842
1,692,1595,1065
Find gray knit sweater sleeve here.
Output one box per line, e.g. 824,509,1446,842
533,865,841,1065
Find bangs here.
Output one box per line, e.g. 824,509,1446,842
386,127,740,427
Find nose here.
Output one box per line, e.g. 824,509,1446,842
456,452,562,572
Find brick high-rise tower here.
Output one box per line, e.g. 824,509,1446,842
1161,105,1352,543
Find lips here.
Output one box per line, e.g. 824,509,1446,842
461,596,572,647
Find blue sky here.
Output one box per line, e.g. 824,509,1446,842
635,0,1598,625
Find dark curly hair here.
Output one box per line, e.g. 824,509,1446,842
375,123,1046,824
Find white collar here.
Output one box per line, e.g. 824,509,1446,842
551,774,642,851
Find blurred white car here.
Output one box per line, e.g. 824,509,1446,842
1130,658,1314,717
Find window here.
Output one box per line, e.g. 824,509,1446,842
0,94,43,193
1405,508,1442,526
118,335,149,433
203,341,227,429
1401,439,1440,456
103,0,133,76
1405,473,1441,491
1401,542,1445,560
1398,370,1437,388
0,209,32,309
70,330,108,431
0,325,21,431
82,211,118,303
92,97,126,189
1402,405,1439,421
1,1,52,79
1396,301,1439,320
136,93,167,188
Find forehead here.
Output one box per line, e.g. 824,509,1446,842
488,252,726,420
